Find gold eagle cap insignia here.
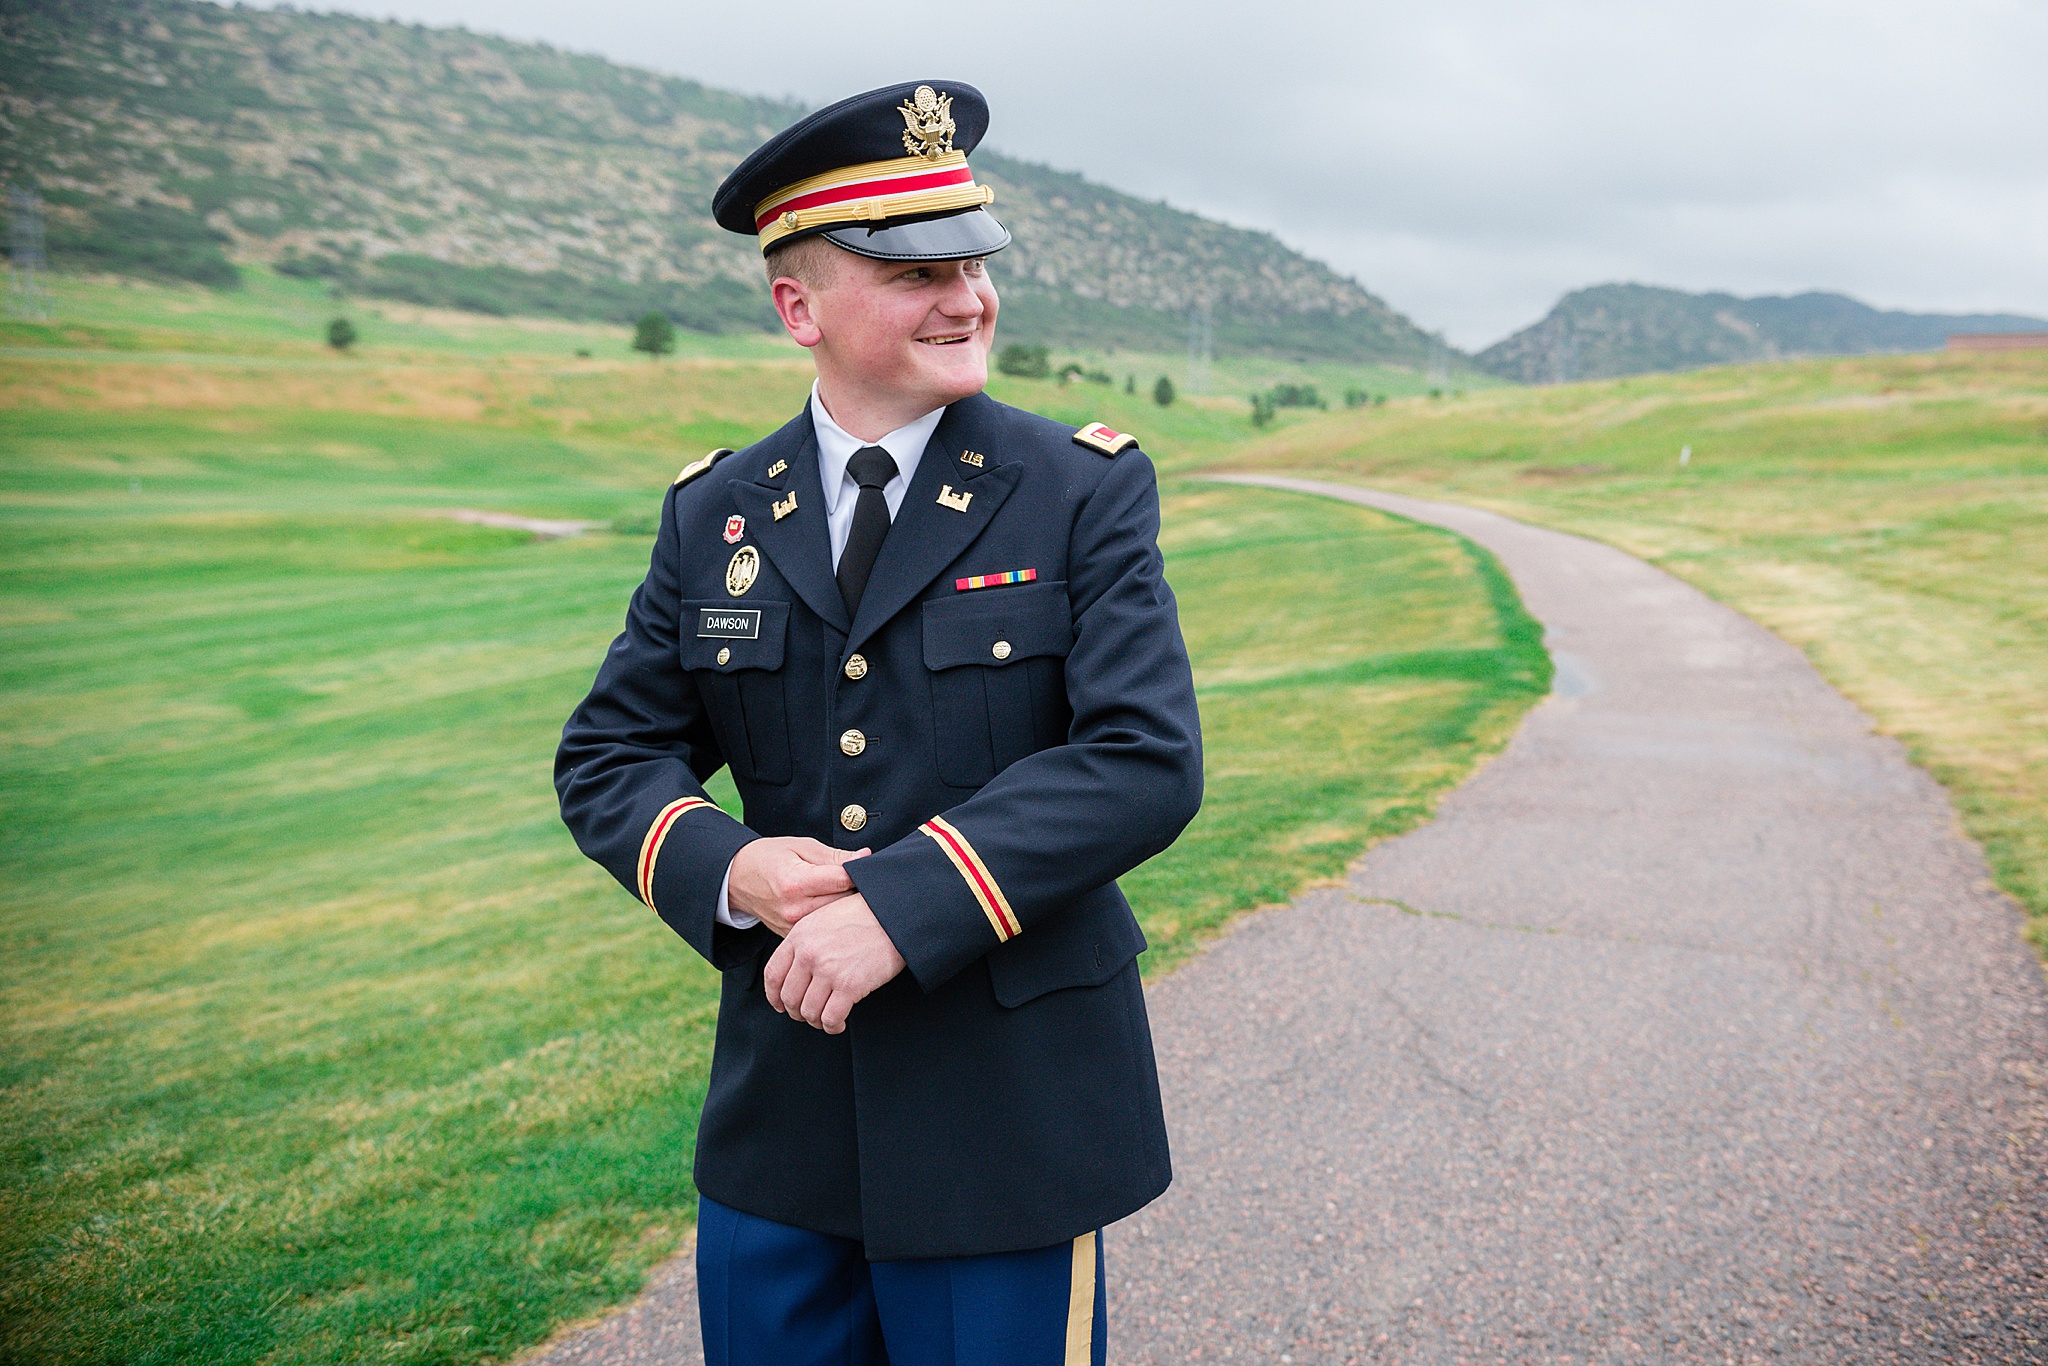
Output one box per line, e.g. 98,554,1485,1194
899,85,957,160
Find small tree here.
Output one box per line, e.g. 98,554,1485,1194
1250,394,1275,427
632,311,676,358
996,343,1050,378
325,317,357,351
1153,376,1176,407
1125,374,1135,395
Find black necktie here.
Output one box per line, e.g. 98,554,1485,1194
837,445,897,617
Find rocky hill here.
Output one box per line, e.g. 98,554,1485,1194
0,0,1445,364
1479,283,2047,383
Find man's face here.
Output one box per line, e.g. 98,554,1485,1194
801,253,1000,411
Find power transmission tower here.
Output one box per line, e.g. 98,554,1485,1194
1426,332,1449,390
7,187,50,321
1186,300,1212,396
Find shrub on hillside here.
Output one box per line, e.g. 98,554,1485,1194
326,317,357,351
1153,376,1176,407
997,344,1050,378
633,311,677,357
1265,383,1326,410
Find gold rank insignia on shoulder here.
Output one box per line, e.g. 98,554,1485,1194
766,459,788,479
959,450,985,468
1073,423,1136,457
936,485,973,512
772,490,798,521
675,448,735,486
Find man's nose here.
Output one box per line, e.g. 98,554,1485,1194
935,271,985,318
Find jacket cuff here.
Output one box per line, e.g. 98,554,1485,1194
644,798,765,970
851,815,1017,992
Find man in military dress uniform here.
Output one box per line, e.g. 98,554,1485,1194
556,80,1202,1365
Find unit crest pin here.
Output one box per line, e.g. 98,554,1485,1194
723,515,746,544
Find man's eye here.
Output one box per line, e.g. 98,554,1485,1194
900,268,931,281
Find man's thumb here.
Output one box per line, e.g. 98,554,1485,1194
799,844,870,865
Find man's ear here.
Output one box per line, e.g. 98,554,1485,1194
772,277,823,349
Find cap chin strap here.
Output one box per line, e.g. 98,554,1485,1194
753,150,994,252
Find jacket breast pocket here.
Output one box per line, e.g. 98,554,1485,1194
921,581,1074,789
681,599,792,786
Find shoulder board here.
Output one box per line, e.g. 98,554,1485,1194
1073,422,1137,457
673,447,735,487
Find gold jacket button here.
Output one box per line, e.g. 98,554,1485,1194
991,639,1012,660
844,654,868,680
839,804,868,832
716,647,730,666
839,729,866,756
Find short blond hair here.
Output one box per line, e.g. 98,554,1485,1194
764,235,843,290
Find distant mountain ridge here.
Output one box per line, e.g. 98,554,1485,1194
1478,283,2047,383
0,0,1445,364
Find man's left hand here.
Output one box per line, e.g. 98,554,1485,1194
764,894,906,1034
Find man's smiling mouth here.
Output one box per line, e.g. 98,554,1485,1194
917,333,974,346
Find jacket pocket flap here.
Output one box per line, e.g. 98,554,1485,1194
922,581,1072,671
680,599,789,672
985,886,1147,1008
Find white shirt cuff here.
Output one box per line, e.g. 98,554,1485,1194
715,860,760,929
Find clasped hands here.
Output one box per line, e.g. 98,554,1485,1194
728,837,906,1035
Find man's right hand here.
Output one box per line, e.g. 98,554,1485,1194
727,837,869,937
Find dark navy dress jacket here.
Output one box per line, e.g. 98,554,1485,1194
555,390,1202,1260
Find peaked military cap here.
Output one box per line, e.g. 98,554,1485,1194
712,81,1012,262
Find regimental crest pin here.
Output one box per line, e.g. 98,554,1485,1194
723,515,746,544
936,484,973,512
899,85,957,159
725,545,759,597
772,490,798,521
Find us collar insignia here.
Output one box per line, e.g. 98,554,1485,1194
899,85,957,159
959,450,985,468
723,515,746,544
766,459,788,480
772,490,798,521
936,484,973,512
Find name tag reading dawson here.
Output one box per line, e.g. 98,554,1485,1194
696,608,762,639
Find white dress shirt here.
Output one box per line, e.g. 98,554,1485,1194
715,384,947,929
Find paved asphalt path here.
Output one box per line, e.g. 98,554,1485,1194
525,480,2048,1365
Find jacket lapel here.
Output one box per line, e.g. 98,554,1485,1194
847,394,1019,651
728,414,850,635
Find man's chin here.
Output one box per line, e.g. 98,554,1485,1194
909,354,988,405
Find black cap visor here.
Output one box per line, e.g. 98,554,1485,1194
819,208,1012,262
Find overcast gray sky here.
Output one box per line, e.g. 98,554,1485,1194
269,0,2048,349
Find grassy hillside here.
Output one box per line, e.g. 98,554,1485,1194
0,278,1541,1364
1216,351,2048,942
0,0,1454,366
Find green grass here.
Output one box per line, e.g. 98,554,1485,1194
1219,350,2048,944
0,286,1547,1365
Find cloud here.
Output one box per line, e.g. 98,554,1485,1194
260,0,2048,347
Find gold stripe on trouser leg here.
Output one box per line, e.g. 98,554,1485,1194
1064,1230,1097,1366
